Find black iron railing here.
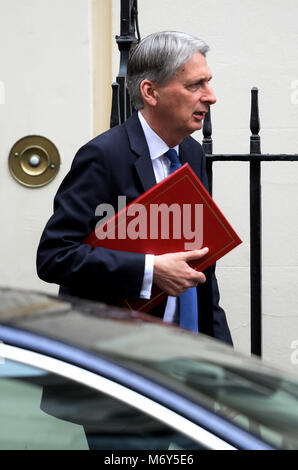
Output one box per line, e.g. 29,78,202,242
203,90,298,356
110,0,140,128
111,0,298,357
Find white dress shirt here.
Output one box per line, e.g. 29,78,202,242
138,111,179,323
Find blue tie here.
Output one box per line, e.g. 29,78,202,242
165,148,199,333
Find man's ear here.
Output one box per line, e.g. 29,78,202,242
139,79,158,107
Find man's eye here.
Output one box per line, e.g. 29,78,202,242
188,83,201,90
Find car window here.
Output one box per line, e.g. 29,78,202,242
11,308,298,449
0,359,205,450
0,360,88,450
119,357,298,450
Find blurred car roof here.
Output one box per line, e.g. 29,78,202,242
2,287,298,449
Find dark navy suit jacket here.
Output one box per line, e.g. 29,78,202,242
37,112,233,345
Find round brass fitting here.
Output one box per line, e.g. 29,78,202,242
8,135,60,187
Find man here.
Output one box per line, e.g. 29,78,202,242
36,31,232,345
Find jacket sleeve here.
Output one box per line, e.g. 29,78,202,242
200,146,233,346
36,142,145,300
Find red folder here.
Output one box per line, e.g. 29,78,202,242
83,163,242,312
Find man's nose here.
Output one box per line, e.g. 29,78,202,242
203,84,217,105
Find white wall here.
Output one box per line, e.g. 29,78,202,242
0,0,93,293
112,0,298,374
1,0,298,375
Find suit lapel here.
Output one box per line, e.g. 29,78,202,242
125,113,202,190
125,113,157,192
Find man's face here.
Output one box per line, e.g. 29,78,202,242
153,52,216,143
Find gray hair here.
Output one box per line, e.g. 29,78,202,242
126,31,209,110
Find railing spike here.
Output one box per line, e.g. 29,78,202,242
110,82,120,128
202,107,213,155
110,1,140,129
250,87,261,154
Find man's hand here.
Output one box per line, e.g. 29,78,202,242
153,247,209,296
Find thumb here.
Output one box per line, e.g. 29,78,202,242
183,247,209,262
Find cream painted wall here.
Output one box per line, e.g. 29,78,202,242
111,0,298,374
0,0,93,295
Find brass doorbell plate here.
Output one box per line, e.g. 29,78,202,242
8,135,60,187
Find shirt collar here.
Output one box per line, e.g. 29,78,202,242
138,111,179,160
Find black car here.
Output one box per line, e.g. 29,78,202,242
0,287,297,450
